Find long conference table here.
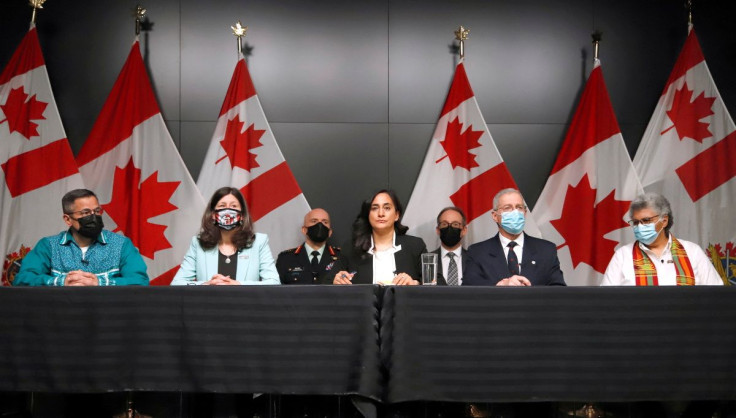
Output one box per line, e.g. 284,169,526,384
1,285,735,408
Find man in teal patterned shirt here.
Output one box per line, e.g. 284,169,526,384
14,189,148,286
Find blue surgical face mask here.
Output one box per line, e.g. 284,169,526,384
500,210,525,235
633,219,662,245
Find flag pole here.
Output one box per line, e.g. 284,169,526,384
28,0,47,26
134,4,147,36
231,21,248,58
454,25,469,60
685,0,693,27
591,30,602,64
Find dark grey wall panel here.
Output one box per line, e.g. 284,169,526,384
489,123,569,208
271,122,389,248
388,122,436,209
178,121,215,181
389,0,592,124
180,0,389,123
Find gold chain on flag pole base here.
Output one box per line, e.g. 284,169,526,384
231,21,248,56
28,0,47,25
454,25,469,59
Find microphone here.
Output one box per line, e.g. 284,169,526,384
81,258,89,265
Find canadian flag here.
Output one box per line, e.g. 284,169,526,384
76,40,205,285
403,60,539,248
0,26,85,286
197,55,310,254
634,27,736,284
532,60,643,286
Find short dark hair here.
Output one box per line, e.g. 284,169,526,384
436,206,467,226
352,189,409,255
198,187,255,250
62,189,97,214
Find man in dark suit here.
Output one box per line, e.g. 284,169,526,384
433,206,469,285
276,208,343,284
463,188,566,286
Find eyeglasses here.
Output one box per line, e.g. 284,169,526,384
495,204,527,213
438,221,464,229
627,215,659,227
66,207,103,218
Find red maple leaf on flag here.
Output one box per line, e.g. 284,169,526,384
103,158,180,259
0,87,48,140
436,117,483,170
660,82,715,143
549,174,631,274
215,114,266,172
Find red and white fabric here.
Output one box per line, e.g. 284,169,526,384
633,27,735,284
76,39,204,285
533,59,643,286
403,60,539,248
0,26,85,286
197,55,310,255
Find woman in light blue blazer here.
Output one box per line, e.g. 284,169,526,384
171,187,280,285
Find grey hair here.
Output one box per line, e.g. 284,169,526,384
629,192,674,234
492,188,525,210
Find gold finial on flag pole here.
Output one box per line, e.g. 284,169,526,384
685,0,693,27
591,30,602,62
454,25,469,59
133,5,147,36
28,0,47,26
231,21,248,57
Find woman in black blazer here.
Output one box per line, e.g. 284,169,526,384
327,189,426,285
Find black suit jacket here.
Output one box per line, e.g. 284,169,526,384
432,247,468,286
462,233,566,286
276,242,344,284
322,234,427,285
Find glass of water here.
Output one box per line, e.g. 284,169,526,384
421,253,437,285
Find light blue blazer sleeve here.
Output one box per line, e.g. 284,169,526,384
170,233,280,285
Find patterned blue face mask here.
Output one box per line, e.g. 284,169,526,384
500,210,525,235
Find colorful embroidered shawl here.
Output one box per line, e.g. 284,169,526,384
633,235,695,286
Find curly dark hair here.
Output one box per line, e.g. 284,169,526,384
198,187,255,250
352,189,409,256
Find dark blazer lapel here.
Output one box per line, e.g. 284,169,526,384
394,235,412,275
488,234,512,280
519,233,539,279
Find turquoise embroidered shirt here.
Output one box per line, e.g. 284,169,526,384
13,230,149,286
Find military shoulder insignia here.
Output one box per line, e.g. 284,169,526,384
279,247,299,255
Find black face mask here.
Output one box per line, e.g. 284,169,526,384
439,226,462,248
306,223,330,244
75,214,104,239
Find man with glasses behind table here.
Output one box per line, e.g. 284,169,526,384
14,189,148,286
601,192,721,286
433,207,469,285
463,188,566,286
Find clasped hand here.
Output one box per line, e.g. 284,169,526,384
496,275,531,286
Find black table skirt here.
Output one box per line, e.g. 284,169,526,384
382,286,736,403
0,285,382,401
2,285,735,404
